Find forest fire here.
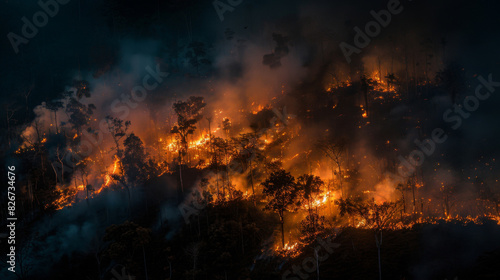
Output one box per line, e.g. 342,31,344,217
4,1,500,279
28,79,499,247
29,72,499,246
101,157,121,190
274,242,301,258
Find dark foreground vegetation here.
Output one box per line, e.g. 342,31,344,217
6,196,496,280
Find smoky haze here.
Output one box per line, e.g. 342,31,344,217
1,0,500,279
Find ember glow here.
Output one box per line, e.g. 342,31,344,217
3,0,500,279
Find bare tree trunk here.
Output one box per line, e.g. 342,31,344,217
250,159,256,206
240,220,245,254
412,183,416,213
142,245,149,280
167,259,172,279
375,231,383,280
50,163,58,184
338,163,343,198
281,214,285,248
179,162,184,193
54,111,59,134
314,247,320,280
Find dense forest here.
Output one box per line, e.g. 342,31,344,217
1,0,500,279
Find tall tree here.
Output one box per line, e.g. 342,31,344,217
233,132,264,204
105,116,131,159
337,197,401,280
171,96,206,161
318,140,346,197
296,174,324,230
436,62,466,103
211,136,232,201
185,41,211,76
384,73,397,91
103,221,151,280
171,96,206,192
122,133,149,185
46,100,64,134
360,74,375,116
261,169,298,247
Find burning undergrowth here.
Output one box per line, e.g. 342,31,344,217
4,1,500,278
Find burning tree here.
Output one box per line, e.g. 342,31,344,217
45,100,63,134
232,132,264,204
475,178,500,217
261,169,298,248
337,198,401,230
171,96,206,159
210,136,234,201
71,79,91,99
105,117,135,210
396,183,408,217
360,74,375,116
296,174,328,244
171,96,206,192
318,139,346,197
384,73,397,91
440,184,455,218
337,197,401,280
296,174,324,232
65,93,96,135
105,116,131,159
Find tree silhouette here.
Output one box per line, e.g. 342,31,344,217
384,73,397,91
185,41,211,76
296,174,324,228
171,96,206,162
318,139,346,197
71,79,91,99
105,116,131,159
233,132,264,204
66,96,96,135
296,174,326,243
171,96,205,192
360,75,375,117
103,221,151,279
261,169,298,247
337,197,401,280
436,63,466,103
122,133,149,185
46,100,64,134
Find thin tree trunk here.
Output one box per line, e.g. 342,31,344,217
281,214,285,248
240,220,245,254
412,182,416,213
179,163,184,192
54,111,59,134
250,159,256,206
375,231,383,280
142,245,149,280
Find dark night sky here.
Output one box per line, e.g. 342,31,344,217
1,0,500,179
2,1,500,279
2,0,500,156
